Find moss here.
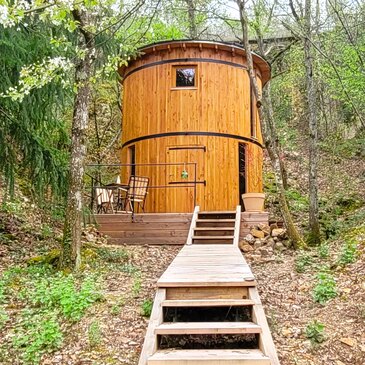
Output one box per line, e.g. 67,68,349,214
27,249,60,266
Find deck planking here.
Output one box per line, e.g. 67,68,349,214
157,244,256,287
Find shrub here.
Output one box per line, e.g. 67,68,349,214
13,310,63,364
337,239,357,266
295,252,313,273
305,320,326,345
318,243,329,259
313,272,337,304
141,299,153,317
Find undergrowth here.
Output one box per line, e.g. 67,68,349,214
0,263,103,364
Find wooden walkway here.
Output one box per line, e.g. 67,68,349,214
138,208,280,365
158,244,256,287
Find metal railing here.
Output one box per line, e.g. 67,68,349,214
85,162,200,220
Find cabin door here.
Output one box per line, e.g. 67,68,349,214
166,146,206,213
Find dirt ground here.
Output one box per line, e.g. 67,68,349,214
36,244,365,365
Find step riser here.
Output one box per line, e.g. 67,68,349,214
192,239,233,244
149,360,270,365
196,222,235,228
194,231,234,237
166,287,249,300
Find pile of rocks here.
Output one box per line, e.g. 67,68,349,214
239,223,289,260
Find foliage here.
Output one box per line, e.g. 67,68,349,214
337,239,358,266
88,320,102,348
111,297,126,316
317,243,329,259
96,247,129,263
305,320,326,345
0,306,9,329
132,272,142,297
12,310,63,364
141,299,153,317
312,271,337,304
295,252,313,273
0,262,103,363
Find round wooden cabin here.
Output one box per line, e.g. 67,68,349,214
119,40,270,213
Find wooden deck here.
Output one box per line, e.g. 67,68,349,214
93,211,268,245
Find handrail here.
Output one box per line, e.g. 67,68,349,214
233,205,241,247
186,206,200,245
85,162,199,214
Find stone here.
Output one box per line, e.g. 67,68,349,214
274,241,285,251
251,228,265,239
239,243,254,253
254,240,263,249
340,337,357,347
266,238,275,248
258,223,270,236
259,247,272,257
243,234,255,244
270,223,278,232
271,228,286,237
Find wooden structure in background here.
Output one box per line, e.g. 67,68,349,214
119,40,270,213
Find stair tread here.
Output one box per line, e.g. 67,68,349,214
192,236,234,239
162,299,255,307
155,321,261,334
196,219,235,222
194,227,234,230
199,211,236,213
149,349,270,361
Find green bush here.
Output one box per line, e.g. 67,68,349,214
141,299,153,317
318,243,329,259
313,272,337,304
29,271,103,322
305,320,326,345
13,310,63,364
295,252,313,273
337,239,357,266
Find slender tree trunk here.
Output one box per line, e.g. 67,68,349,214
237,0,304,248
59,10,95,271
185,0,197,39
304,0,321,245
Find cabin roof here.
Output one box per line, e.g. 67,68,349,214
119,39,271,85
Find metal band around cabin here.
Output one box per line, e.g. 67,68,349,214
121,131,263,149
123,58,249,80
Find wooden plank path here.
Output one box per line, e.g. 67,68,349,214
158,244,256,287
138,208,280,365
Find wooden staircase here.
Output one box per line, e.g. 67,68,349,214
138,207,280,365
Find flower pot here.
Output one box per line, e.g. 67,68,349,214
242,193,265,212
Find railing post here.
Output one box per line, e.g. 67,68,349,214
194,162,197,208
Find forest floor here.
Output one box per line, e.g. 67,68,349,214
0,235,364,365
1,134,365,365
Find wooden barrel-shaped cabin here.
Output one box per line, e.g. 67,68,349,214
119,40,270,213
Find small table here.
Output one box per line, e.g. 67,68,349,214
105,183,129,212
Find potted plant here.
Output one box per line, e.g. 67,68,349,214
242,192,265,212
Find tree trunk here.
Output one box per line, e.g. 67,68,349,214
237,0,304,248
185,0,197,39
59,10,95,271
304,0,321,245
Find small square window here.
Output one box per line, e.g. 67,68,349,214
175,67,196,87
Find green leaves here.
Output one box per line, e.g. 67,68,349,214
305,320,326,345
312,271,337,304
